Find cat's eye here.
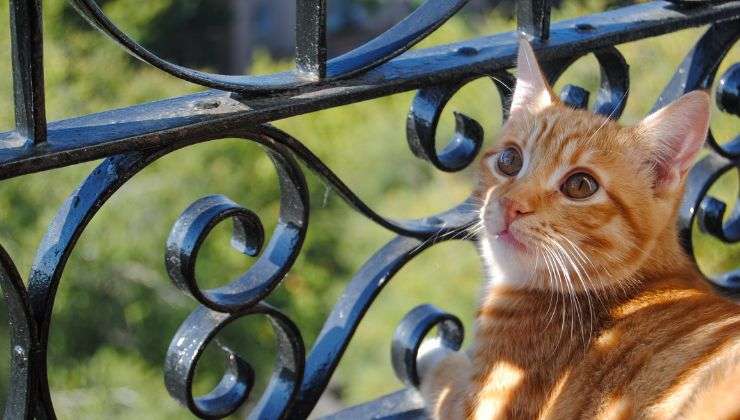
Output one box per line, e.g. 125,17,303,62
497,147,522,176
561,172,599,199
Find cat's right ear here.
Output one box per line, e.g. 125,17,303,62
510,38,554,117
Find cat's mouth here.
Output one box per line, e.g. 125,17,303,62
495,228,527,252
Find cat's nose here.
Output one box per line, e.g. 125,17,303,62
501,197,533,227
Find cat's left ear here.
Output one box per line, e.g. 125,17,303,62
510,38,554,117
638,90,710,192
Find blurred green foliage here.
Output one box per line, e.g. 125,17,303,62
0,1,738,418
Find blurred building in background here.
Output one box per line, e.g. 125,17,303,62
231,0,509,73
138,0,503,74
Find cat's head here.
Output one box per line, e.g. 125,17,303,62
478,39,710,292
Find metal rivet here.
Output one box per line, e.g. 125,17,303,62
455,46,478,56
575,23,595,32
13,345,25,358
193,100,221,110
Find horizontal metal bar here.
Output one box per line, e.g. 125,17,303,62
0,0,738,179
320,388,426,419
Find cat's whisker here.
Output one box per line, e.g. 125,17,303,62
459,205,486,215
409,220,455,255
549,264,566,351
539,246,559,330
461,227,483,242
461,221,485,242
548,237,594,344
558,247,587,345
562,237,606,345
463,221,481,234
529,234,566,334
557,257,576,345
556,234,607,321
560,239,597,290
583,246,632,300
587,88,629,143
410,235,435,255
553,247,581,344
542,244,570,345
541,245,564,351
533,247,561,339
556,231,627,305
489,75,514,94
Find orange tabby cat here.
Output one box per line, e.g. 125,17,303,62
418,39,740,419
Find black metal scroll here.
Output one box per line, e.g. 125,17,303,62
0,0,738,418
391,304,464,388
67,0,471,94
673,21,740,295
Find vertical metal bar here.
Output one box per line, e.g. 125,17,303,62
517,0,551,41
295,0,327,80
229,0,253,74
9,0,47,144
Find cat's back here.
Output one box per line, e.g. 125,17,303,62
546,280,740,419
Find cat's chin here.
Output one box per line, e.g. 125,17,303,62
480,233,536,286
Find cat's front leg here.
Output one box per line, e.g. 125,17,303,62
417,338,472,420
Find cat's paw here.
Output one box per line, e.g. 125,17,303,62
417,337,455,383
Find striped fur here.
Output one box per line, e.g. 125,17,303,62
420,40,740,419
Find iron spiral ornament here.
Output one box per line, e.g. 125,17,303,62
0,0,737,418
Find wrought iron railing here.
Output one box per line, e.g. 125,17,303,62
1,0,739,418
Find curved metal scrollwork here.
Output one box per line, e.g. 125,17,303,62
68,0,471,94
391,304,464,388
0,246,34,419
406,73,514,172
17,113,482,417
164,302,304,419
23,127,314,417
159,107,488,416
165,147,308,313
543,46,630,120
653,22,739,158
162,74,502,418
162,133,311,418
675,20,740,295
717,63,739,118
681,152,740,294
3,1,739,418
